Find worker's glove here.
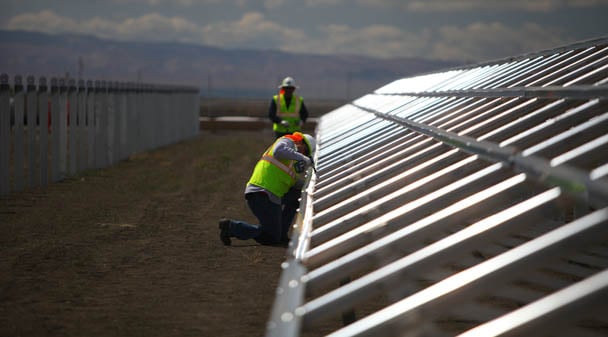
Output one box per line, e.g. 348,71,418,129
280,120,290,127
294,157,312,173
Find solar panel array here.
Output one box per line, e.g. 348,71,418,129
266,37,608,337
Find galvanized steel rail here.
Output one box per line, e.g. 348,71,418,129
266,37,608,337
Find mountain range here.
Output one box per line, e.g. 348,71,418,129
0,30,461,99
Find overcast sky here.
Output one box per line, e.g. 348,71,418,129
2,0,608,62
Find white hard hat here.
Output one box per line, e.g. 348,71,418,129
278,76,298,88
303,133,316,156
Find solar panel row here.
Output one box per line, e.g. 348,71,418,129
267,37,608,337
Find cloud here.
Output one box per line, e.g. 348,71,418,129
264,0,285,9
6,10,81,32
2,9,574,61
354,0,608,12
430,22,568,61
303,0,344,6
6,10,204,44
283,20,571,61
118,13,201,41
261,0,343,7
201,12,306,47
281,23,431,59
109,0,228,6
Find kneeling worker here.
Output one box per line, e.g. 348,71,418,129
219,132,316,246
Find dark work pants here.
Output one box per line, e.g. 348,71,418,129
281,187,301,239
229,189,300,245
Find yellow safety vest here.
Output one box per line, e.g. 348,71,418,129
247,137,298,198
273,94,303,133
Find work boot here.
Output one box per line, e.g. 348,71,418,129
218,218,231,246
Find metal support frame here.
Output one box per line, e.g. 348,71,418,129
265,37,608,337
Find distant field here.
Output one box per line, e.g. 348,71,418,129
199,97,346,118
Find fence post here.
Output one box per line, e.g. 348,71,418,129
50,78,60,182
130,82,139,154
26,75,37,188
86,80,95,170
13,75,25,192
122,82,129,160
58,78,68,180
175,89,183,140
77,79,86,172
160,86,167,145
115,82,122,161
153,85,161,148
140,84,149,151
38,77,48,187
68,79,77,176
0,74,9,196
104,80,113,167
165,87,173,145
94,80,106,169
148,84,155,150
125,82,135,156
111,81,117,161
193,88,200,137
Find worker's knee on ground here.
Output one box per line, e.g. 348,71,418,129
255,231,281,245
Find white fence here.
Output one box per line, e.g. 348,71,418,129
0,73,200,196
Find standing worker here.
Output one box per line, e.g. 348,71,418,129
219,132,316,246
269,76,309,139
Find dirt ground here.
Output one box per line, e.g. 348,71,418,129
0,130,289,337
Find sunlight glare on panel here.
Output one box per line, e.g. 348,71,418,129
525,47,597,87
393,97,442,119
486,58,535,89
521,110,608,157
435,65,493,91
467,62,514,90
374,71,461,94
457,99,539,137
305,161,503,262
478,99,565,142
506,53,564,88
313,135,436,198
564,63,608,86
306,174,530,283
590,163,608,180
313,141,448,217
351,94,378,107
456,269,608,337
328,203,608,337
432,98,498,129
414,97,462,123
550,133,608,167
311,149,465,237
317,120,398,162
305,183,556,319
499,99,599,148
543,46,608,87
375,96,412,114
